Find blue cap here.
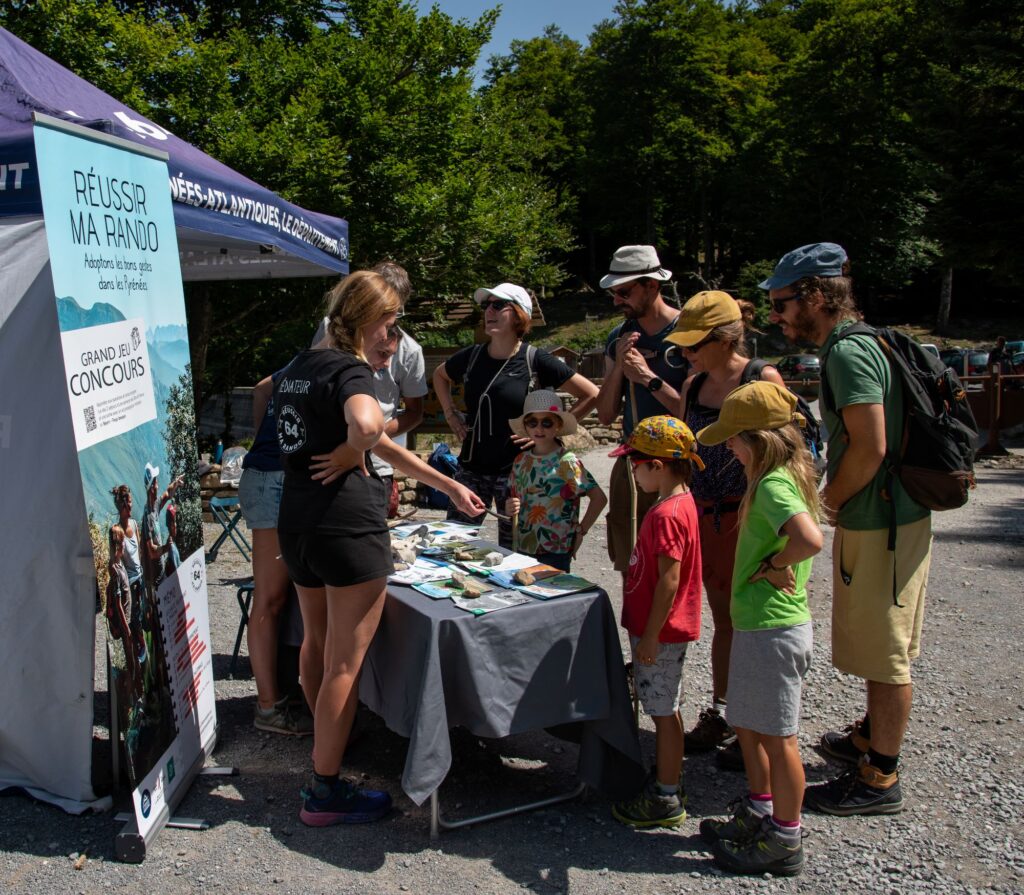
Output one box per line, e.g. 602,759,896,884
759,242,848,290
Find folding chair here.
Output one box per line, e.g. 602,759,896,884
206,495,252,564
230,579,254,678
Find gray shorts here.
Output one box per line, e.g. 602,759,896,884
629,636,688,717
238,468,283,530
726,623,813,737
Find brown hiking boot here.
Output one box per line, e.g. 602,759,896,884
684,707,733,752
819,719,870,766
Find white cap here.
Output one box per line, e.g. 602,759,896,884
472,282,533,315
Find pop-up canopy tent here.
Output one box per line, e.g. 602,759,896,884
0,26,348,814
0,26,349,279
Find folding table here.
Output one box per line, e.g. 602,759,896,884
359,567,645,837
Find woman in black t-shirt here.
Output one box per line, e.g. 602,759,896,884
275,270,485,828
433,283,598,545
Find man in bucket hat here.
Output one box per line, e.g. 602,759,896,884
596,245,689,580
763,243,932,818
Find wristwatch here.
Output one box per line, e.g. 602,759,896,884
648,377,664,393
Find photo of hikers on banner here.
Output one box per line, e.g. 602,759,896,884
102,466,182,789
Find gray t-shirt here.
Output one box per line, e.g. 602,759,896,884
372,330,427,476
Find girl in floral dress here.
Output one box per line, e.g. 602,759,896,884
504,390,607,571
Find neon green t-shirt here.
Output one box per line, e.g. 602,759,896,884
731,468,813,632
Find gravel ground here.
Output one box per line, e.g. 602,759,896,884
2,445,1023,895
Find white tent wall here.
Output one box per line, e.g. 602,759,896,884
0,217,108,811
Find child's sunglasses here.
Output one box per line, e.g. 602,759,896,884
523,416,557,429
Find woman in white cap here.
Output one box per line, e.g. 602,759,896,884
433,283,598,546
664,290,785,762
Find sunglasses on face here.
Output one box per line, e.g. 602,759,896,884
480,298,512,312
523,416,557,430
770,292,802,314
608,282,641,300
682,334,718,354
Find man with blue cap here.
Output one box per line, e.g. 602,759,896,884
763,243,933,819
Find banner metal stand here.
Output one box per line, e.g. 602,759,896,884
113,731,229,863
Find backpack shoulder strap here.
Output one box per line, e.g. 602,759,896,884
682,372,709,421
741,358,768,383
820,321,878,413
464,343,485,378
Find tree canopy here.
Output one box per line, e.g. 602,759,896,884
3,0,1019,407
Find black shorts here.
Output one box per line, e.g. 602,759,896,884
278,529,394,589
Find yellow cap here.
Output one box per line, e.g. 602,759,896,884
609,415,705,470
664,290,741,347
696,381,805,445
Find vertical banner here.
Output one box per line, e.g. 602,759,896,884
34,117,216,838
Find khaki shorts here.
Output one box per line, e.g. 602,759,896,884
607,455,659,573
831,516,932,685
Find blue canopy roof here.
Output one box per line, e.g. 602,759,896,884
0,27,348,280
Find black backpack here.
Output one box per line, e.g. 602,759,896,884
820,322,979,514
685,359,825,467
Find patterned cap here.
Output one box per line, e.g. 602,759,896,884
608,415,705,470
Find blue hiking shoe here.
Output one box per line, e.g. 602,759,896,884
299,776,392,827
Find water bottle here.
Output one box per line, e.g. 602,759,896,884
214,439,224,463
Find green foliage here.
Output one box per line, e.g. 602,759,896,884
163,366,204,557
4,0,1021,402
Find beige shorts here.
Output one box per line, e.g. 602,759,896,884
606,455,659,573
831,516,932,685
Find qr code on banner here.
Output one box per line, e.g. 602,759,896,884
83,405,97,433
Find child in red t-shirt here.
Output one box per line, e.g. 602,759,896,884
608,415,704,828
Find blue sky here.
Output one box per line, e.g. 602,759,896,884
415,1,619,76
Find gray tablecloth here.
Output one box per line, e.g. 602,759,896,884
359,581,645,806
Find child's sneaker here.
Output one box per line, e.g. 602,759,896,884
254,697,314,736
712,816,805,876
699,797,762,844
299,776,392,826
684,708,732,752
612,779,686,828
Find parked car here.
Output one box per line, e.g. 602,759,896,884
775,354,820,399
920,342,939,358
776,354,821,378
940,347,966,369
940,347,989,380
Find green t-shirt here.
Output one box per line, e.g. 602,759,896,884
731,469,813,632
819,320,930,531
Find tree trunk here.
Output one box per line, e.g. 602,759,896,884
185,283,213,415
937,266,953,333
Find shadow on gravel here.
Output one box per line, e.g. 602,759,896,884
932,468,1024,566
189,698,722,882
